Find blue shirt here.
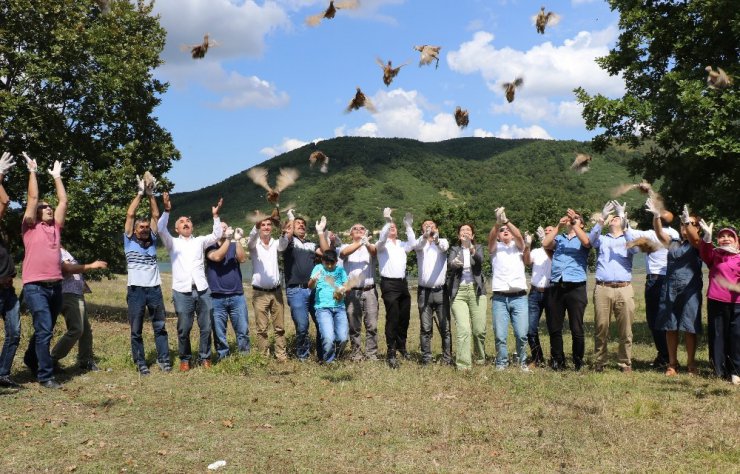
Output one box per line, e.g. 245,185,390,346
590,225,637,283
206,242,244,295
124,232,161,287
550,234,590,283
311,263,347,309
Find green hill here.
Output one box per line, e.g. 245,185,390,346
170,136,649,239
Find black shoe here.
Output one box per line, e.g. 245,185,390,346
138,365,151,376
158,362,172,373
23,352,38,375
650,356,668,370
387,357,399,369
40,379,63,389
550,360,567,372
79,360,101,372
421,359,432,366
574,362,583,372
0,375,21,388
399,351,411,361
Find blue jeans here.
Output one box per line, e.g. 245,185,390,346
23,282,63,382
211,293,250,360
527,289,549,364
286,287,320,360
316,306,349,363
172,288,213,362
0,287,21,377
127,285,170,367
492,293,529,367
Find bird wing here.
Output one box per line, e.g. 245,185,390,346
247,209,272,224
364,98,377,114
247,167,273,193
513,77,524,87
502,82,512,90
306,12,324,26
571,153,591,170
275,167,299,193
626,237,663,253
376,57,386,69
335,0,359,10
546,12,561,26
207,38,220,48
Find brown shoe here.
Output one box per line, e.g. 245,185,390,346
202,359,212,369
179,361,190,372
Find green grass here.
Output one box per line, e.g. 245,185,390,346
0,274,738,473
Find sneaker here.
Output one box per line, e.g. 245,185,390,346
40,379,63,389
179,361,190,372
138,365,151,376
158,362,172,373
0,375,21,388
79,360,101,372
520,365,531,373
731,375,740,386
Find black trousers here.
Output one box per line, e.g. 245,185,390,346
380,278,411,358
645,275,669,361
546,282,587,367
417,287,452,363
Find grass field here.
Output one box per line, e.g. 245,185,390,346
0,273,738,473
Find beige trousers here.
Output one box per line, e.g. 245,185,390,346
593,284,634,368
252,289,287,360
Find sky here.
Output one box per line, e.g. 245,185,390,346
150,0,624,192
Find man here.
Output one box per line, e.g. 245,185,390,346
340,223,379,361
376,207,415,368
542,208,592,371
0,152,21,389
247,217,288,361
206,222,250,361
124,175,171,375
413,219,451,365
589,201,638,372
523,225,554,367
21,154,67,389
158,192,223,371
487,207,529,371
280,214,327,361
50,248,107,372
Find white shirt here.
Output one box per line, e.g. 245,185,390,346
529,247,552,289
340,243,375,287
491,240,527,292
376,223,415,278
247,226,288,288
626,227,680,275
414,237,449,288
157,213,222,293
461,248,474,284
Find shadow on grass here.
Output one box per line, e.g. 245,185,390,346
321,371,354,383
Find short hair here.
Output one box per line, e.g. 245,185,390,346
134,217,150,227
294,217,307,226
419,218,437,233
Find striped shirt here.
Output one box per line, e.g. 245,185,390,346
124,232,161,287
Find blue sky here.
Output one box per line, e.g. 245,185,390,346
151,0,623,192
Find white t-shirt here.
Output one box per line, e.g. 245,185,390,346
491,241,527,292
529,247,552,289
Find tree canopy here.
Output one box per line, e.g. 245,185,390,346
0,0,179,270
575,0,739,222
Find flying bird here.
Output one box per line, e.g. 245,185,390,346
306,0,359,27
376,58,408,86
309,151,330,173
705,66,733,90
414,45,441,69
610,180,653,197
533,6,560,34
454,106,469,129
345,87,377,113
247,209,273,225
502,77,523,103
626,237,664,254
570,153,592,173
247,167,299,205
182,34,219,59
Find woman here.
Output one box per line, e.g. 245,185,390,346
647,200,703,376
687,221,739,384
447,223,487,370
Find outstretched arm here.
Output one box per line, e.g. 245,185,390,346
49,161,67,227
22,153,39,225
62,260,108,275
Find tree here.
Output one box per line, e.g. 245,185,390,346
0,0,179,270
575,0,739,221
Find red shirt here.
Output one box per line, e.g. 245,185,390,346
22,220,62,284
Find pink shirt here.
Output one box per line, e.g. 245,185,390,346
22,220,63,284
700,241,740,304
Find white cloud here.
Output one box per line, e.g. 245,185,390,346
260,135,326,157
493,124,553,140
473,128,494,138
491,98,585,127
338,89,462,141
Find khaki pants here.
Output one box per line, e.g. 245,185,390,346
51,293,93,364
593,284,634,368
252,289,286,360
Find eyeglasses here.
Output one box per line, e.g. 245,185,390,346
351,226,365,231
37,204,52,210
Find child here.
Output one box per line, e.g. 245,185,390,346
309,250,349,363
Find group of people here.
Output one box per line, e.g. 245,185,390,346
1,157,738,390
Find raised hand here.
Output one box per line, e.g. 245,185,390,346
145,176,158,196
680,204,691,225
162,192,172,212
524,232,533,248
403,212,413,229
224,226,235,240
611,200,626,218
698,219,713,243
315,215,327,233
136,175,146,196
601,201,615,219
22,152,37,173
536,226,546,241
212,197,223,217
495,207,507,225
0,152,16,176
234,227,244,241
286,208,296,221
48,160,62,179
383,207,392,223
645,198,661,217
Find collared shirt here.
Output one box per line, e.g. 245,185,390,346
124,232,161,287
413,236,449,288
280,235,318,285
529,247,552,288
157,212,222,293
491,241,527,292
550,233,590,283
590,224,637,282
625,227,680,275
340,243,376,287
60,248,85,296
22,220,62,284
248,226,288,289
376,223,415,278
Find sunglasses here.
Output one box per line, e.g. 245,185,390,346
351,226,365,231
37,204,52,210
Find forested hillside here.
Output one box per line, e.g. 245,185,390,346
171,136,650,239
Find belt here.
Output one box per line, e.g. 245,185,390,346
646,274,664,281
419,285,445,292
253,285,280,292
29,280,62,288
287,283,310,289
495,290,527,297
552,280,586,289
530,285,548,293
596,280,631,288
381,277,406,282
352,285,376,291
